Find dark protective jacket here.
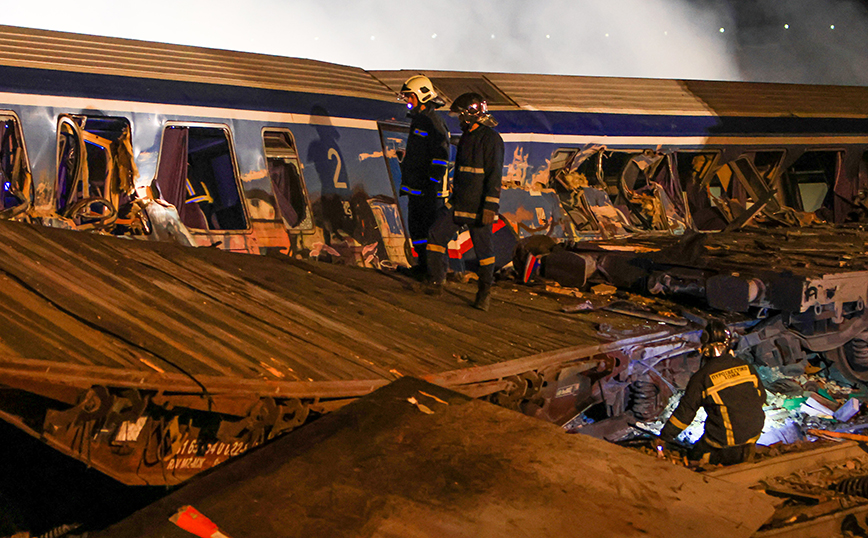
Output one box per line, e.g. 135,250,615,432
450,122,504,224
660,353,766,448
399,104,450,198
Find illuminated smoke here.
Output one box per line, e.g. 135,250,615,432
4,0,867,84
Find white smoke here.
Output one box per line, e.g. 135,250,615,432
3,0,867,84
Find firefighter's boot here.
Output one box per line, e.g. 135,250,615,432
474,281,492,311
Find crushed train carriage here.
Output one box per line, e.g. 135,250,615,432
373,69,868,383
2,25,868,484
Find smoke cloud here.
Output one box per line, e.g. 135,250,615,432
4,0,867,85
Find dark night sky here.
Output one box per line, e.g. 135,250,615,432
707,0,868,85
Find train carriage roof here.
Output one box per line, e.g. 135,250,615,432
0,25,397,102
371,69,868,119
2,24,867,120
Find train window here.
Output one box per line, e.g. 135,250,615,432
601,151,638,198
155,125,247,231
0,115,30,217
262,129,312,230
676,152,717,191
706,156,782,224
56,115,136,228
782,151,840,213
706,152,782,210
743,150,784,186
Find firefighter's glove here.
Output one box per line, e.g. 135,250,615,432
481,209,496,226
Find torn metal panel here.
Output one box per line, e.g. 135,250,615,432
619,151,689,233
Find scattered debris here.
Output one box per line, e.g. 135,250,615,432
170,506,231,538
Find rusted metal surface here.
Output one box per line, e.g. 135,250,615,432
92,378,775,538
706,441,868,488
0,218,688,485
700,441,868,537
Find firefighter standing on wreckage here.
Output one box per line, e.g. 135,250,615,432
658,319,767,465
425,92,504,311
398,75,450,278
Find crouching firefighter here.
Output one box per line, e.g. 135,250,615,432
398,75,450,277
658,319,767,465
426,92,504,311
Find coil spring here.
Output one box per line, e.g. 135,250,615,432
836,476,868,498
850,338,868,369
630,380,660,421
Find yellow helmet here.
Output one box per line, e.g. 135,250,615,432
400,75,438,104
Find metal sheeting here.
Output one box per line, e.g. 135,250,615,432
0,219,651,398
93,378,775,538
371,69,868,118
0,25,395,101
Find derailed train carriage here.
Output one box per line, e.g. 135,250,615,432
374,69,868,390
2,25,868,483
0,25,420,266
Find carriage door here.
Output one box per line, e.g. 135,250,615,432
0,114,30,218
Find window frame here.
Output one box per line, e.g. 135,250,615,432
0,111,31,217
260,127,314,233
781,147,844,213
155,121,250,233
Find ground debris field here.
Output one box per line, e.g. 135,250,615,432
93,378,774,538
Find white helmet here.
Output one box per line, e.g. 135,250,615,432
400,75,438,104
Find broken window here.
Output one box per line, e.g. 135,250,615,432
547,147,634,237
548,148,577,179
702,156,809,228
707,157,782,214
744,150,784,187
674,151,721,230
619,151,687,232
155,125,247,231
600,151,637,200
548,148,598,233
675,152,717,193
262,129,312,230
56,115,136,229
0,115,30,218
782,151,841,213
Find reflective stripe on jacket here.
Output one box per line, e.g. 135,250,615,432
450,123,503,223
660,353,766,447
399,105,449,197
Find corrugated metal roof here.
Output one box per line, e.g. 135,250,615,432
0,219,671,395
371,69,868,118
0,25,396,101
